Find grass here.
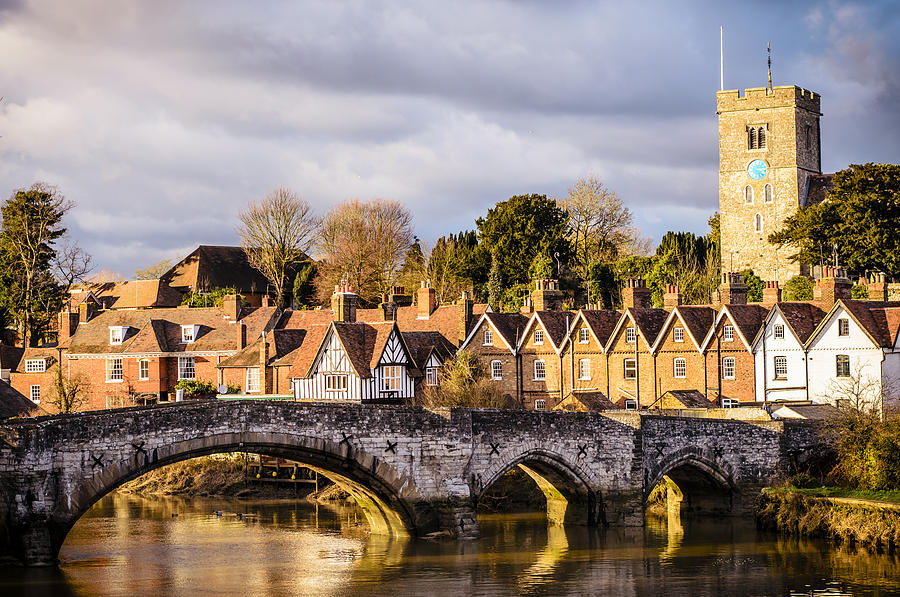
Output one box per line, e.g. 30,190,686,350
768,486,900,504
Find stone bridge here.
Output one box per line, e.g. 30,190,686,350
0,401,824,566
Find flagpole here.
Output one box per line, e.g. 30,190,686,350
720,26,724,91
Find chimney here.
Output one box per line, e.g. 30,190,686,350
259,332,271,394
417,281,437,319
866,272,888,302
622,277,652,309
718,272,748,305
531,278,564,311
389,285,413,308
663,284,682,309
457,291,474,346
814,267,852,308
223,294,241,321
235,320,246,350
762,280,781,306
58,310,79,345
331,285,358,322
78,301,96,323
262,295,272,308
379,294,397,321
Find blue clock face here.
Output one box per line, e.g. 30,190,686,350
748,159,768,180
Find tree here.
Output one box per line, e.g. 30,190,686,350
559,176,633,278
486,253,504,309
419,350,518,408
317,198,414,306
770,163,900,273
135,258,172,280
476,194,569,287
237,186,318,309
0,183,85,346
292,262,318,308
739,269,764,302
51,366,90,414
782,275,814,301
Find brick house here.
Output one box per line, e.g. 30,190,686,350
160,245,275,307
517,310,576,411
606,307,669,408
0,345,60,413
700,303,769,405
559,309,621,411
69,279,183,310
649,303,716,408
460,311,529,405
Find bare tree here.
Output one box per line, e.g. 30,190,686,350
419,350,518,409
134,258,172,280
559,176,633,277
51,365,91,414
825,363,894,417
238,186,318,309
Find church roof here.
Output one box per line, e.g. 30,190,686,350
801,173,835,207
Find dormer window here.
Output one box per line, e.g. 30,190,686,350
182,325,197,344
24,359,46,373
109,326,125,345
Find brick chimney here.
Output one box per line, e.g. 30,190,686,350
663,284,682,309
235,320,246,350
223,294,241,321
378,294,397,321
457,291,474,346
331,285,358,322
259,332,271,394
58,310,78,346
866,272,888,302
814,267,852,308
622,277,652,309
262,295,272,308
531,278,564,311
762,280,781,306
389,285,413,308
78,301,96,323
417,281,437,319
718,273,748,305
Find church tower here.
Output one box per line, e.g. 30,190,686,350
717,85,822,283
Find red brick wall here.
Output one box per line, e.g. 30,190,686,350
703,319,756,403
652,322,708,401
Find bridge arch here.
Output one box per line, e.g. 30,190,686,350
644,447,736,516
474,449,599,526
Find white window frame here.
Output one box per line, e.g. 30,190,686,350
533,359,546,381
722,357,736,380
673,327,684,343
109,326,124,345
835,355,850,378
325,373,347,392
30,385,40,403
773,355,788,379
625,327,636,344
24,359,46,373
382,365,401,392
579,328,590,344
246,367,261,393
838,319,850,337
178,356,195,380
425,367,438,387
107,357,123,382
624,399,638,410
491,360,502,380
138,359,150,381
534,329,544,345
181,325,195,344
483,328,493,346
578,358,591,380
624,358,636,380
723,325,734,342
722,398,739,408
673,358,686,379
534,399,546,411
774,324,785,340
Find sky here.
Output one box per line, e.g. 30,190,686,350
1,1,898,278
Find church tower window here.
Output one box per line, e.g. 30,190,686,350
764,184,773,203
748,127,757,149
744,186,753,204
758,126,766,148
754,213,763,233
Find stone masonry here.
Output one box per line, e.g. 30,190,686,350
0,401,824,566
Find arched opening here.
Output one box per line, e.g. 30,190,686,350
645,456,735,523
475,451,598,527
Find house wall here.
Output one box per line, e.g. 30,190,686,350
519,323,563,410
9,362,59,414
465,319,520,403
653,321,707,401
703,317,757,404
753,312,808,402
562,320,608,402
606,320,656,407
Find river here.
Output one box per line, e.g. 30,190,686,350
2,492,899,596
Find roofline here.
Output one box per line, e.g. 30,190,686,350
66,350,238,359
516,312,570,355
460,313,516,355
649,307,702,354
805,299,880,349
698,306,754,353
749,304,805,350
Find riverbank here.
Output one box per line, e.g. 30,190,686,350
758,489,900,552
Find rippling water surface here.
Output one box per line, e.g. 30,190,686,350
2,493,899,596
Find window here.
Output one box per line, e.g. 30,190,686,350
764,183,773,203
744,186,753,204
722,398,739,408
748,126,757,149
773,356,788,379
673,358,686,379
624,399,638,410
109,326,124,345
579,328,590,344
533,360,546,381
483,328,493,346
673,327,684,343
774,324,784,340
107,358,123,381
246,367,261,393
534,329,544,345
139,359,149,380
178,356,195,380
625,327,636,344
758,126,766,148
491,360,502,380
836,355,850,378
30,385,40,403
624,358,636,380
382,366,401,391
722,357,736,380
578,358,591,380
181,325,195,344
754,213,763,233
723,325,734,342
534,399,546,411
24,359,46,373
425,367,438,386
325,374,347,392
838,318,850,336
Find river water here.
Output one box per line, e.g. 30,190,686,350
2,493,899,596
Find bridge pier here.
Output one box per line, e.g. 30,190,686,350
432,494,480,539
5,521,61,567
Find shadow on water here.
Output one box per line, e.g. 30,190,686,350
2,492,900,596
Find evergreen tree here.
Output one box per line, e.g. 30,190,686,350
486,253,503,309
292,262,318,308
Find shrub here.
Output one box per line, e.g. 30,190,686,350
782,275,814,301
175,379,218,397
851,284,869,299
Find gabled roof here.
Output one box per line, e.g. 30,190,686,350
555,391,617,412
460,312,529,354
577,310,622,349
326,321,417,379
658,390,715,409
0,382,41,419
0,346,57,372
609,308,669,348
402,331,456,371
810,299,900,349
750,302,827,349
518,310,576,353
160,245,272,295
282,324,331,377
700,304,769,352
69,279,182,309
651,306,715,353
357,302,489,347
217,329,310,368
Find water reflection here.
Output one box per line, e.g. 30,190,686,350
1,493,899,596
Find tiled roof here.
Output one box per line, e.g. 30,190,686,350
839,300,900,348
772,403,841,420
160,245,272,294
629,308,669,345
402,331,456,370
580,310,622,348
282,324,331,377
0,382,40,419
534,311,577,349
70,279,182,309
778,302,827,343
675,306,716,347
802,173,835,207
660,390,714,409
277,309,336,329
0,346,57,372
557,391,618,412
483,312,530,350
357,303,488,346
218,329,309,368
724,304,769,347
